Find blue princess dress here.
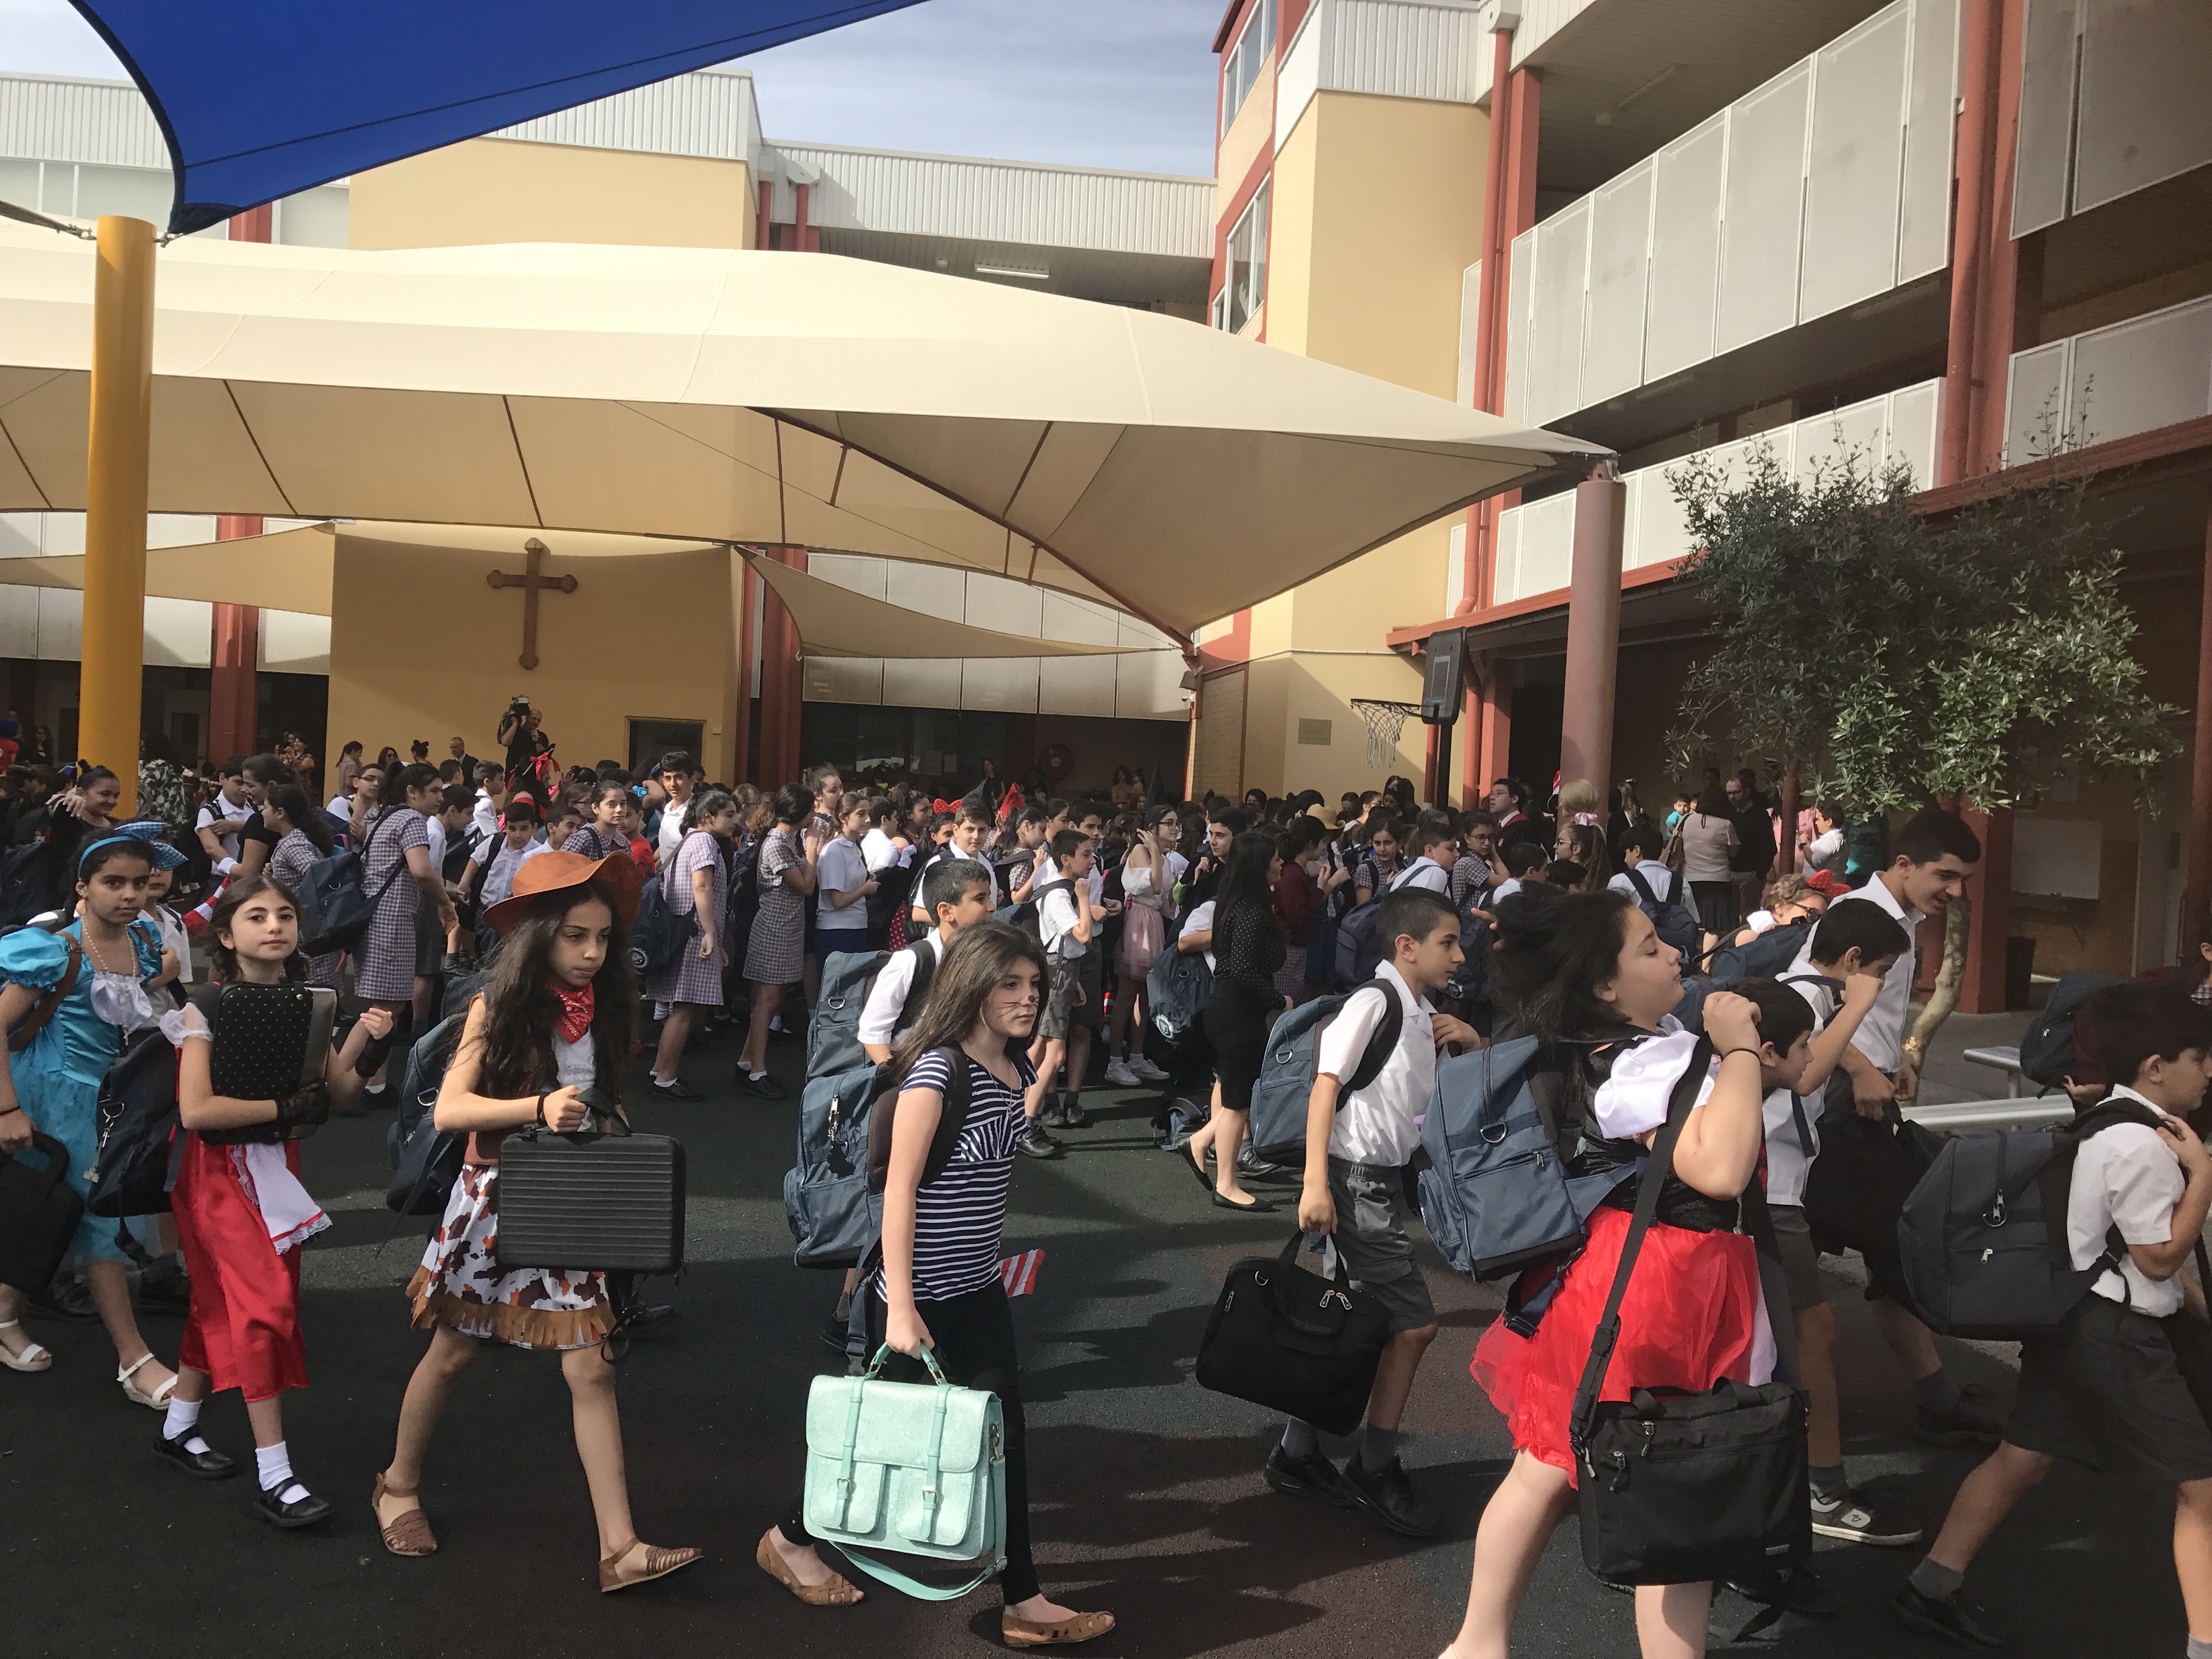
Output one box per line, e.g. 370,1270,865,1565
1,917,164,1262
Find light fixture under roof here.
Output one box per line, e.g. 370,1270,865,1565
974,262,1049,281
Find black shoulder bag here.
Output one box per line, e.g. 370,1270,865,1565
1568,1036,1811,1588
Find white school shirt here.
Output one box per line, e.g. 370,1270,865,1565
1608,860,1680,904
1314,962,1435,1167
860,826,900,873
656,802,692,871
1490,878,1525,903
1761,975,1838,1207
856,930,945,1048
1791,879,1918,1071
471,789,500,845
1392,855,1449,895
2074,1084,2190,1317
196,793,254,861
1184,898,1218,971
1039,879,1086,961
919,845,998,908
326,792,354,818
479,837,550,905
424,815,447,877
816,836,871,927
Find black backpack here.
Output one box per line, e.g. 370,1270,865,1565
386,1013,469,1216
627,867,696,977
297,810,405,957
0,838,60,929
85,1026,183,1224
2018,970,2126,1090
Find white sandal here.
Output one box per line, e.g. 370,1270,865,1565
117,1352,175,1408
0,1319,52,1373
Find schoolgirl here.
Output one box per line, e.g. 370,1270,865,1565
1186,831,1286,1212
158,876,391,1522
758,921,1115,1649
262,783,342,988
374,850,700,1590
646,786,739,1101
738,784,821,1099
355,763,458,1087
1443,887,1797,1659
1104,805,1182,1086
562,780,635,864
0,833,183,1396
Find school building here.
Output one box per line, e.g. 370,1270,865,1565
0,65,1206,792
1188,0,2212,1006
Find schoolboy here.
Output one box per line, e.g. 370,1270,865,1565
907,799,1000,931
1064,805,1121,1107
857,857,994,1062
1489,839,1549,902
194,755,255,872
1791,805,1998,1447
1393,818,1456,895
1022,829,1095,1158
1274,887,1477,1537
1896,984,2212,1649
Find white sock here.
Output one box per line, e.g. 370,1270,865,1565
162,1396,210,1455
255,1441,307,1504
748,1070,768,1081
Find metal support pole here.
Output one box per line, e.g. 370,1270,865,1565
81,215,155,812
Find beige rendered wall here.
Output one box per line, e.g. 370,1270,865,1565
325,540,741,783
1238,653,1431,799
348,137,757,252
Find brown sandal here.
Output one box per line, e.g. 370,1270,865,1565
372,1472,437,1557
754,1530,863,1606
599,1537,703,1593
1002,1610,1116,1648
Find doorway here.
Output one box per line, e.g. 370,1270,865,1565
629,719,704,778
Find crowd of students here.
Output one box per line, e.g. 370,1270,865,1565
4,735,2211,1656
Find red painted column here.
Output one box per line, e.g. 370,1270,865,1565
1458,24,1516,620
207,205,273,766
1938,0,2000,487
755,180,772,251
1558,472,1624,801
1476,669,1513,803
795,183,815,253
2185,510,2212,951
733,554,757,785
757,545,807,785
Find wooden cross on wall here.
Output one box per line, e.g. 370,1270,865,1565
486,537,578,670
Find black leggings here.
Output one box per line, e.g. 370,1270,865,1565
782,1280,1038,1604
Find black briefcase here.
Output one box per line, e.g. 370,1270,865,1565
0,1131,86,1296
1195,1229,1390,1436
496,1119,686,1274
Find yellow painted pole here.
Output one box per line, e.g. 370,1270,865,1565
80,215,155,815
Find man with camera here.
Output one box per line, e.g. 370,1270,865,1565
497,697,552,799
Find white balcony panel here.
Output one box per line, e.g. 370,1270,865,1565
1503,230,1533,424
1629,464,1692,573
1116,650,1187,720
1040,590,1120,647
1792,393,1888,483
883,560,966,622
882,658,963,712
1644,114,1726,383
804,657,884,705
1581,162,1654,408
1457,258,1481,407
1887,379,1942,485
1717,64,1810,356
1525,199,1590,427
1037,653,1114,716
2004,340,2073,463
1898,0,1959,282
1324,0,1488,105
1511,490,1576,601
964,571,1043,636
35,587,81,661
2072,0,2212,215
804,552,888,601
1801,7,1909,324
1491,503,1522,602
0,588,37,658
1276,0,1323,152
143,597,212,669
962,657,1041,713
258,610,330,675
2068,298,2212,448
2011,0,2079,236
1446,519,1468,613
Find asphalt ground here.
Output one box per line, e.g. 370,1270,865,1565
2,1018,2186,1659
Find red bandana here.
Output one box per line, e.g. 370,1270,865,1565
548,982,595,1045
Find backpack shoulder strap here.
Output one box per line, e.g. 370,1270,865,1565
9,926,82,1053
1665,870,1684,906
906,938,938,1012
1622,866,1657,906
919,1045,975,1185
1343,982,1404,1093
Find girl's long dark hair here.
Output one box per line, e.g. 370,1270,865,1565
473,879,638,1105
887,921,1045,1085
207,872,308,983
1216,830,1279,927
680,786,737,838
265,783,334,856
1489,886,1637,1043
381,761,440,810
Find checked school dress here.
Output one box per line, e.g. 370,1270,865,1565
354,807,428,1002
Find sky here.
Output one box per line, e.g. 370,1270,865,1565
0,0,1225,177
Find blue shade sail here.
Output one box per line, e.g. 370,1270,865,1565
71,1,928,234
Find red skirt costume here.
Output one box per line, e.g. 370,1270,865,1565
171,1132,311,1402
1470,1026,1771,1483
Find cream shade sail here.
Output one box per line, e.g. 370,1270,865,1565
2,522,336,614
0,220,1610,639
743,550,1135,659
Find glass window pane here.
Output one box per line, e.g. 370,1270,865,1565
1248,184,1269,312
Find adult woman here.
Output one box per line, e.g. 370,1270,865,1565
758,922,1115,1649
333,741,364,806
1801,803,1847,878
0,835,181,1393
27,724,53,763
355,764,459,1082
159,877,391,1521
1185,831,1285,1212
737,785,821,1101
1678,784,1740,951
1110,765,1144,813
1444,888,1787,1659
1104,805,1182,1086
646,787,738,1101
263,784,343,988
374,851,699,1590
376,746,401,773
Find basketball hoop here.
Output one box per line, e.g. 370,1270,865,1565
1350,699,1423,769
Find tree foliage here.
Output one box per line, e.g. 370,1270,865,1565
1663,445,2177,814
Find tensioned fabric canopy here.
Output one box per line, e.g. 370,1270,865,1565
0,220,1610,640
70,0,926,234
740,550,1135,660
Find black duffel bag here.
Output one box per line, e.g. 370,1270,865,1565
1195,1228,1390,1436
1570,1037,1811,1588
0,1130,85,1296
1802,1077,1940,1304
496,1108,685,1274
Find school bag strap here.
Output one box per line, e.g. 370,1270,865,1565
8,919,82,1054
1340,981,1404,1094
866,1045,978,1195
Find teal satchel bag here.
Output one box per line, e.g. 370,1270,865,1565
802,1342,1007,1600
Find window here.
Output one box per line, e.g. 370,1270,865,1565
1221,182,1269,333
1221,0,1277,134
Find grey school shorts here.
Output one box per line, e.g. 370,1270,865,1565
2007,1296,2212,1483
1318,1157,1437,1334
1769,1204,1830,1313
1039,956,1084,1042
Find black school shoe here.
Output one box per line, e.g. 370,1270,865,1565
1263,1444,1355,1507
1340,1454,1440,1538
1916,1384,2004,1447
1015,1124,1063,1160
1057,1094,1090,1129
137,1259,192,1316
254,1481,335,1529
156,1429,237,1481
1893,1583,2006,1649
27,1273,98,1322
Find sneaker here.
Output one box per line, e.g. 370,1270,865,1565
1892,1583,2006,1649
1262,1444,1355,1507
1039,1094,1068,1130
1059,1095,1090,1129
1340,1454,1440,1538
1810,1487,1922,1547
1127,1055,1170,1083
1015,1124,1064,1160
1916,1384,2004,1448
738,1073,787,1101
1103,1058,1140,1088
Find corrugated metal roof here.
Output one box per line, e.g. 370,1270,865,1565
494,69,761,166
1319,0,1489,105
768,142,1212,258
0,72,167,168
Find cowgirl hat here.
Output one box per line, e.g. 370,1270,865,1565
482,849,641,936
82,821,188,871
